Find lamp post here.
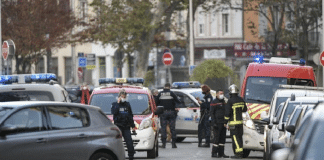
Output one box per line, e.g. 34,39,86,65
164,29,172,83
189,0,194,66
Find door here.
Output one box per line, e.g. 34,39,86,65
0,107,49,160
45,106,91,160
174,92,200,134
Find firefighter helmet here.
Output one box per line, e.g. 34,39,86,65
228,84,239,94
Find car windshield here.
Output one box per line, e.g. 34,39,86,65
287,108,302,126
282,102,314,123
0,107,13,119
304,122,324,160
190,91,204,101
90,93,151,115
275,97,289,112
245,77,287,104
275,103,285,118
0,91,54,102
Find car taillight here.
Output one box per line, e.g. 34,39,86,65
111,127,122,139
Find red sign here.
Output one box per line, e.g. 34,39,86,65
2,41,9,60
162,52,173,66
78,67,83,78
320,51,324,66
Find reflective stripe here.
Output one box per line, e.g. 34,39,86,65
229,121,243,125
213,144,219,147
219,144,224,146
225,116,230,120
159,95,174,100
233,135,243,153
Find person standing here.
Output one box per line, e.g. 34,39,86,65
111,89,136,160
198,85,213,147
210,89,229,158
156,83,181,148
225,84,247,159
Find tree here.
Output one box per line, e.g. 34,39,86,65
190,59,233,84
2,0,77,74
144,70,155,87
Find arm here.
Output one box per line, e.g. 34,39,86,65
156,92,161,106
127,102,136,128
210,102,216,121
224,100,231,124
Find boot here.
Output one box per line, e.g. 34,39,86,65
128,157,134,160
231,154,243,159
218,146,229,158
159,142,166,148
198,139,203,147
201,143,210,148
172,141,177,148
211,145,218,157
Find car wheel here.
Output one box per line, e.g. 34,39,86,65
155,139,159,157
176,137,186,142
147,140,157,158
243,149,251,158
90,153,115,160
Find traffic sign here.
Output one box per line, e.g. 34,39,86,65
320,51,324,66
78,57,87,67
78,67,83,78
2,41,9,60
189,65,196,75
162,52,173,66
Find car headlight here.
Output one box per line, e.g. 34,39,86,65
138,118,152,130
243,112,256,130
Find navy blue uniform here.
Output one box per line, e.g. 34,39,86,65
156,89,181,144
210,98,227,157
198,93,213,145
112,101,135,159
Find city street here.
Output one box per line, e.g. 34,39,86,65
130,138,263,160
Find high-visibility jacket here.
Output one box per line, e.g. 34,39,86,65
224,94,247,126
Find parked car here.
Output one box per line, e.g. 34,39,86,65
271,103,324,160
0,101,125,160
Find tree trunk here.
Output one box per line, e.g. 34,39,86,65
46,47,52,73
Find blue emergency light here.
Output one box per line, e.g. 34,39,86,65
0,75,19,84
99,78,144,85
299,58,306,66
172,81,201,88
24,73,57,83
253,55,264,64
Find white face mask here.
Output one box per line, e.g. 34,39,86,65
218,94,224,100
121,98,126,102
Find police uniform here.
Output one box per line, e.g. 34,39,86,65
156,88,181,148
210,97,229,158
112,101,135,160
198,93,213,147
225,92,247,158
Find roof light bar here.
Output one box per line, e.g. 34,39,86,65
24,73,57,83
253,55,264,64
99,78,144,85
172,81,201,88
279,85,324,91
0,75,19,84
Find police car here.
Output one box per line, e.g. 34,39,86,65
158,81,217,142
89,78,160,159
0,74,75,102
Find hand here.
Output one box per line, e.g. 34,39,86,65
117,97,121,103
132,128,136,131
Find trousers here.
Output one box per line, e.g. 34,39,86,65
118,126,135,158
198,112,210,143
230,125,243,157
160,111,177,144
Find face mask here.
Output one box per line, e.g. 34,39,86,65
121,98,126,102
218,94,224,100
202,92,206,94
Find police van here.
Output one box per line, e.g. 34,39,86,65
158,81,217,142
0,74,74,102
89,78,160,158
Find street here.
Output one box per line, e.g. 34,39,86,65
130,138,263,160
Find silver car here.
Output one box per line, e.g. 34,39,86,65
0,101,125,160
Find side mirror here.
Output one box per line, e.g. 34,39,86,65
271,148,290,160
268,124,273,129
261,117,270,124
154,106,164,115
271,142,286,152
278,123,285,131
260,111,268,120
285,125,296,135
69,94,78,102
273,117,279,124
0,125,18,136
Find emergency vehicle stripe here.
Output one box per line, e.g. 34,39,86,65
247,103,259,111
233,135,243,153
248,104,265,113
249,105,269,116
251,107,269,119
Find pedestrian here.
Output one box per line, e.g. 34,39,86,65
156,83,181,148
153,89,172,142
111,89,136,160
198,85,213,147
80,82,90,104
224,84,247,159
210,89,229,158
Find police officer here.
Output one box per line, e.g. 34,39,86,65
224,84,247,159
156,83,181,148
198,85,213,147
111,89,136,160
210,89,229,158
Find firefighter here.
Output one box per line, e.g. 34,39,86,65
198,85,213,147
225,84,247,159
111,89,136,160
210,89,229,158
156,83,181,148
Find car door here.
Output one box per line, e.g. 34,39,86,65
174,91,200,133
0,107,49,160
45,105,91,160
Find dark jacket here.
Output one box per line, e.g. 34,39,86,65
210,97,226,124
224,94,247,126
156,89,181,111
200,93,213,113
111,101,135,128
153,95,159,106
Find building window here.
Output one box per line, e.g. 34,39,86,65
99,57,106,78
36,57,44,73
65,57,72,84
222,14,229,35
199,24,204,34
49,58,58,77
80,0,87,20
198,9,205,36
